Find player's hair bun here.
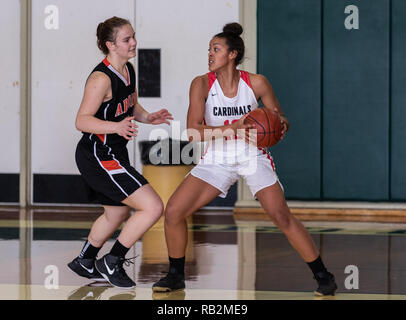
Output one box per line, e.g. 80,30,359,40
223,22,243,36
214,22,245,65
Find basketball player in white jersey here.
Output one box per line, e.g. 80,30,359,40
153,23,337,296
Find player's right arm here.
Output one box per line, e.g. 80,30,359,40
75,71,137,140
186,75,253,142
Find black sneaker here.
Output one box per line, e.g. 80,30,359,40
152,273,185,292
68,257,105,281
95,254,136,289
314,271,338,296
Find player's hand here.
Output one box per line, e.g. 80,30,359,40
233,113,257,145
273,108,289,140
115,116,138,140
147,109,174,125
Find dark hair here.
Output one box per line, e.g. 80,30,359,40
214,22,245,65
96,16,131,55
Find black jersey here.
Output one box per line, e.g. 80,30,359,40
76,59,148,206
84,58,136,149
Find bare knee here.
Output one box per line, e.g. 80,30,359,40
268,208,292,230
104,207,130,224
155,199,165,219
143,198,164,224
164,200,186,226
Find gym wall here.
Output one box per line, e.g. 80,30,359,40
258,0,406,201
31,0,136,205
3,0,239,206
4,0,405,206
0,0,20,203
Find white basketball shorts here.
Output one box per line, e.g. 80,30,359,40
189,151,283,198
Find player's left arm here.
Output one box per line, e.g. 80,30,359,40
250,73,289,137
132,86,173,125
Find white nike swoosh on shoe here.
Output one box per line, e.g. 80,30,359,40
104,259,115,275
79,263,94,274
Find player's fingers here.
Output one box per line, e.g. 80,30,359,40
248,133,257,145
243,123,255,131
240,113,250,122
243,129,256,144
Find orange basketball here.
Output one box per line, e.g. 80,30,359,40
244,108,283,148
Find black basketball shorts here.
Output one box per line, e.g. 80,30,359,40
75,137,148,206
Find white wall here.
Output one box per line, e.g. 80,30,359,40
31,0,135,175
30,0,239,175
28,0,238,204
0,0,20,173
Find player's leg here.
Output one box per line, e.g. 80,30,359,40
68,205,130,282
165,174,222,257
256,183,319,261
242,153,337,296
119,184,164,246
95,184,164,288
87,205,131,248
152,174,222,292
256,183,337,296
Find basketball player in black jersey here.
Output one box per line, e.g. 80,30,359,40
68,17,173,289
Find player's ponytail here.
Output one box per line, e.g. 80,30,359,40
96,17,131,55
214,22,245,66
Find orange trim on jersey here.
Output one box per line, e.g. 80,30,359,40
96,134,105,144
240,70,252,89
100,160,123,171
102,58,110,67
207,72,217,92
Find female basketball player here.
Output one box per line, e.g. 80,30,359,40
68,17,173,289
153,23,337,296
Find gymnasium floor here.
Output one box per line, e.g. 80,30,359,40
1,207,406,300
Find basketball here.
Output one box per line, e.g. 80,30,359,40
244,108,283,148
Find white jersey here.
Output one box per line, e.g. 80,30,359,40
190,71,280,198
202,71,263,163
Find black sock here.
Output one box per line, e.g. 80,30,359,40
307,255,328,276
169,256,185,276
79,240,101,259
109,240,130,258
